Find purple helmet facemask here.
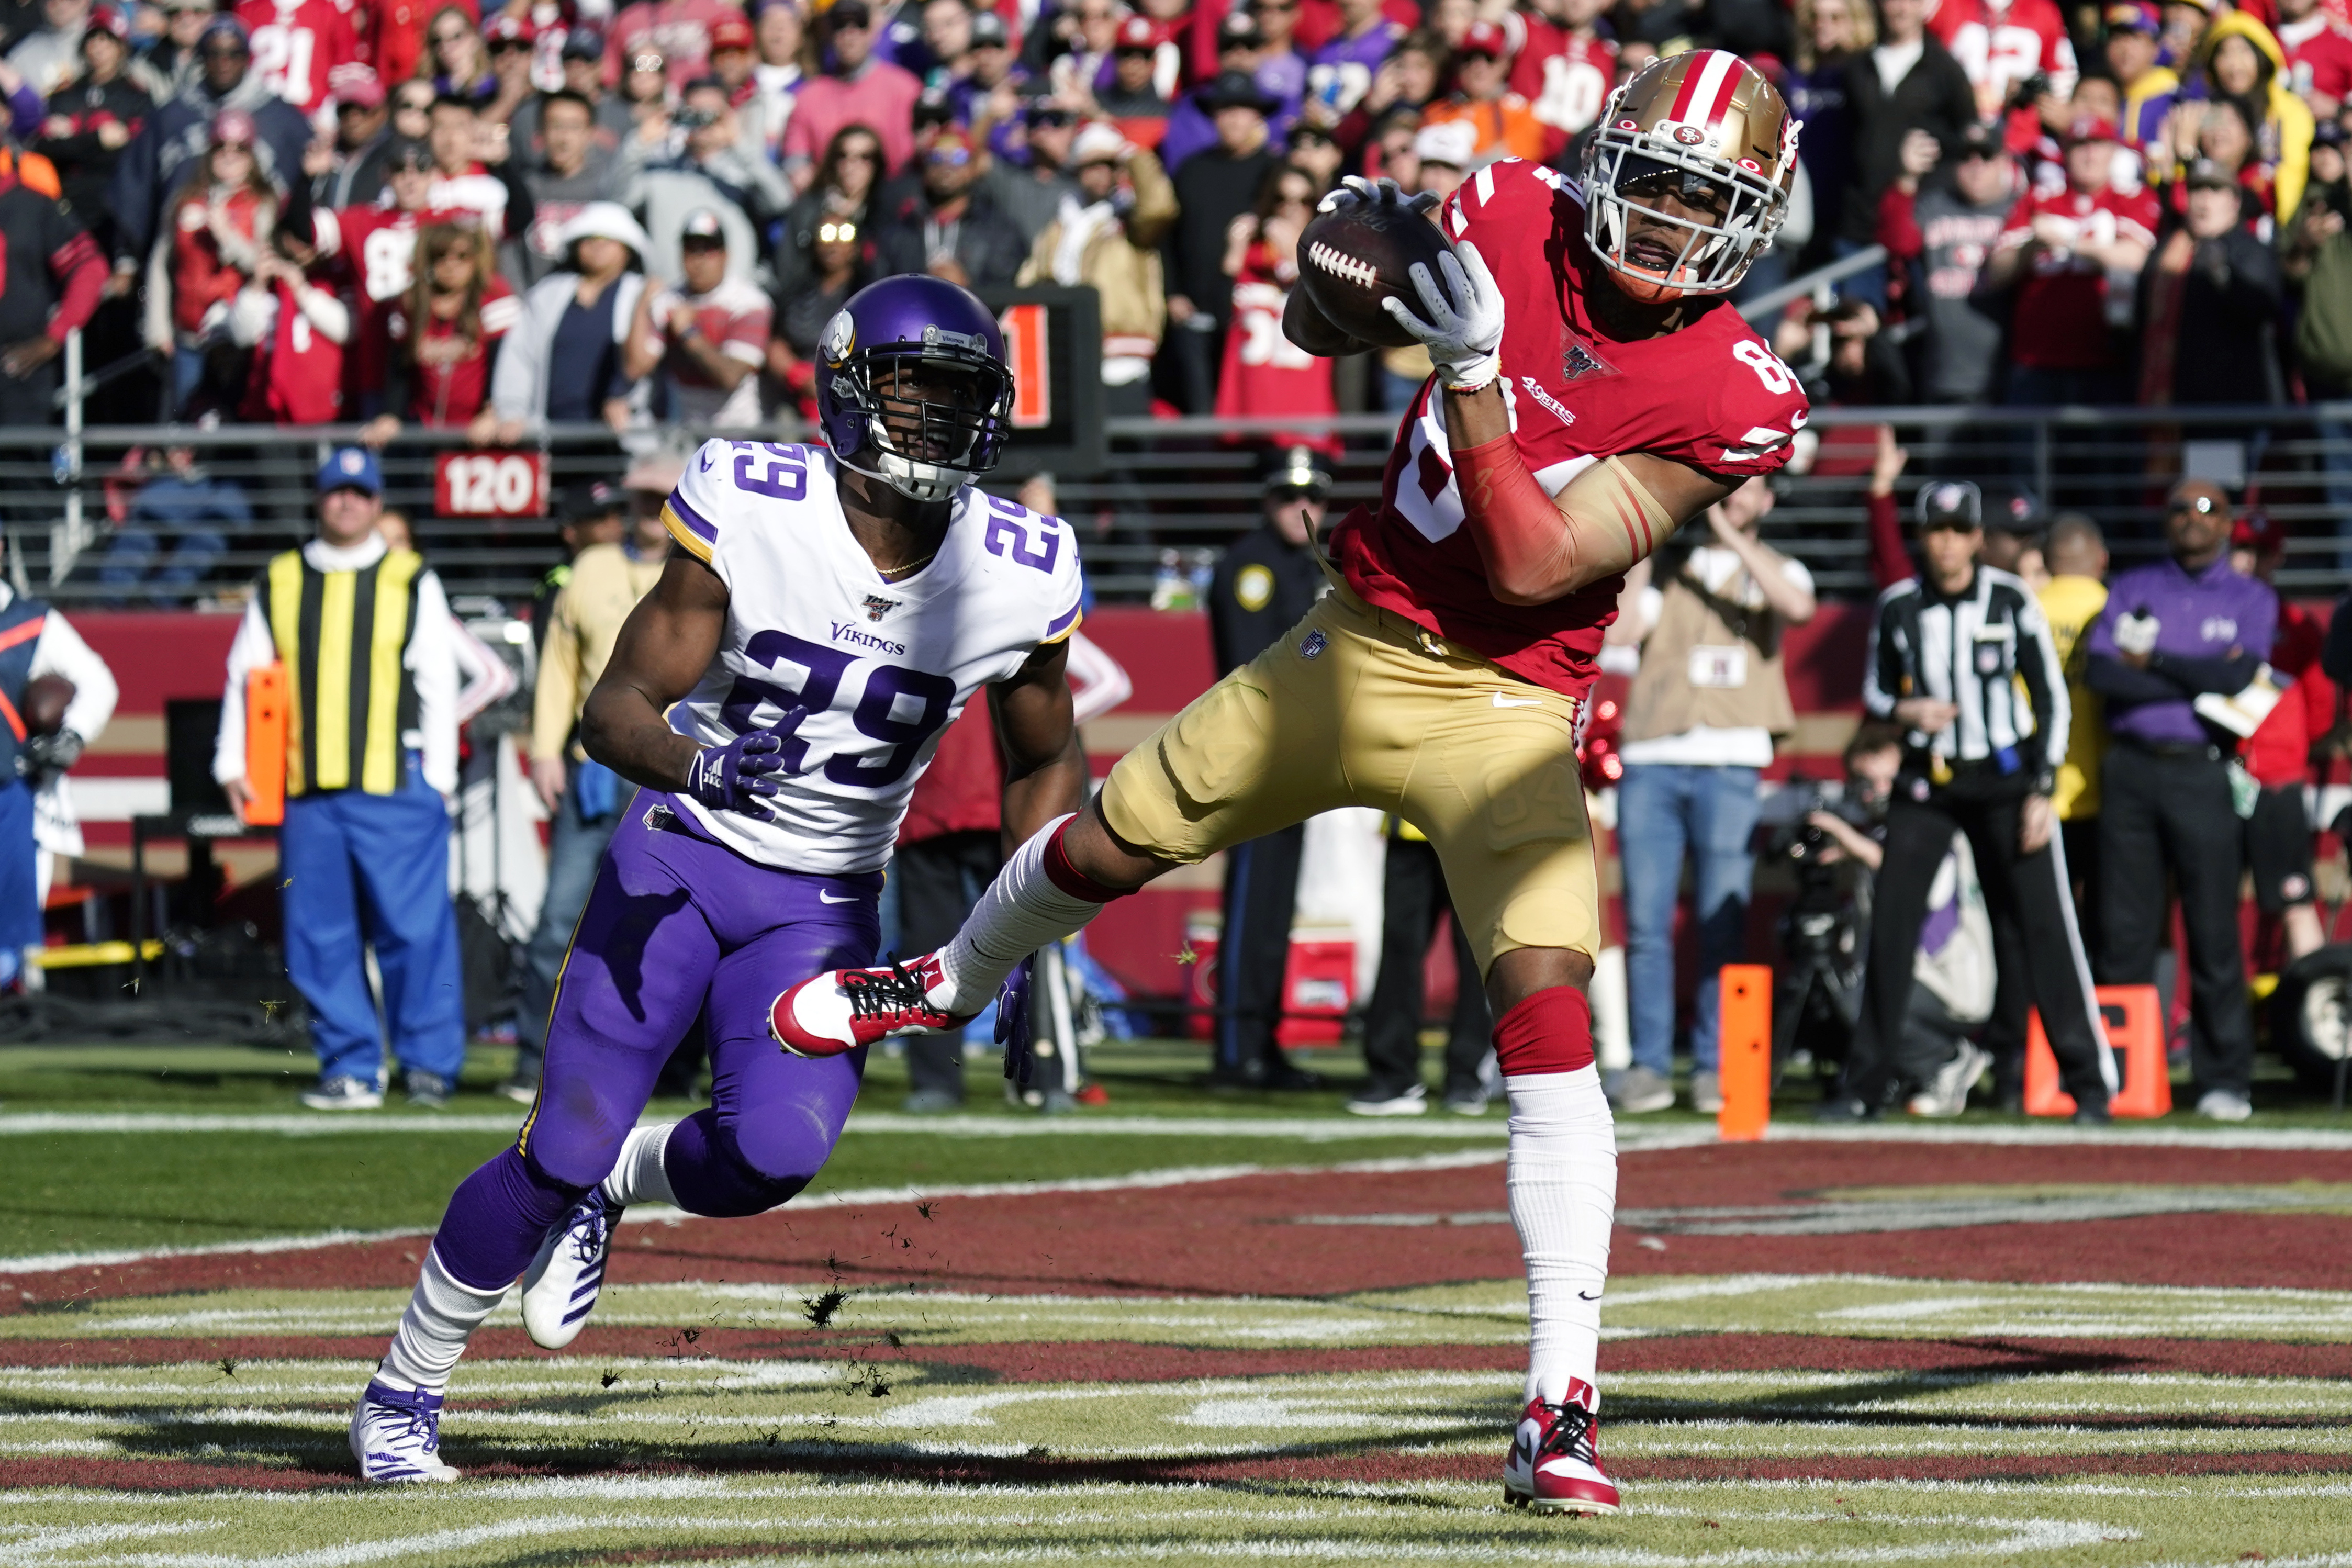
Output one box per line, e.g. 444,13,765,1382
814,276,1015,504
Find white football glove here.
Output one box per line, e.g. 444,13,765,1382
1315,174,1441,218
2114,611,2161,657
1383,240,1504,394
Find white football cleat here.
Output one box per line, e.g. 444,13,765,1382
1504,1379,1620,1515
771,951,973,1057
350,1381,460,1483
520,1189,621,1350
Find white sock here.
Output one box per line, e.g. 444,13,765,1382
934,813,1109,1012
1506,1065,1617,1407
378,1248,507,1395
600,1123,676,1207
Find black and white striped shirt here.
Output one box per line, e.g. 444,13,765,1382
1863,568,2069,789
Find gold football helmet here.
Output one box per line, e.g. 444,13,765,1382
1583,50,1800,300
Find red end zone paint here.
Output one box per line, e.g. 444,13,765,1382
9,1140,2352,1305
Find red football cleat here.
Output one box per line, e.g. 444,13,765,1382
771,953,973,1058
1503,1379,1621,1516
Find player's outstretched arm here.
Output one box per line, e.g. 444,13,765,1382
989,637,1091,849
581,555,732,795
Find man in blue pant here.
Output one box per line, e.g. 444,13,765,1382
214,447,466,1108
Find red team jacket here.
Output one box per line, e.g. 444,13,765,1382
1327,159,1810,699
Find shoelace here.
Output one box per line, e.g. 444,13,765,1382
842,959,931,1021
372,1396,438,1452
565,1202,608,1266
1535,1401,1599,1468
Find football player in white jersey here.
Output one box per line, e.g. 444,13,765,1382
348,275,1089,1483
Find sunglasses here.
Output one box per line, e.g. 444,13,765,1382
630,51,665,70
1029,109,1073,127
928,143,972,165
200,42,249,57
818,220,858,242
489,36,531,50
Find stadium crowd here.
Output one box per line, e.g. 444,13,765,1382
0,0,2336,445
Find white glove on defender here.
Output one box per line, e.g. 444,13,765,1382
1384,240,1505,394
1316,173,1440,217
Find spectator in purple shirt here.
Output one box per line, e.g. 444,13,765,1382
2085,479,2275,1122
1161,9,1302,171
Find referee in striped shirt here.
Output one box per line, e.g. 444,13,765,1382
1830,481,2115,1121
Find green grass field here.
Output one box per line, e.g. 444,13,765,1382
3,1036,2350,1565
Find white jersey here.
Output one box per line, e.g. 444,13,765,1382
660,439,1084,875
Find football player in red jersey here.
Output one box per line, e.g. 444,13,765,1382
775,49,1806,1519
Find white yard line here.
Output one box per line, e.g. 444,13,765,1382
0,1150,1504,1278
3,1110,2349,1151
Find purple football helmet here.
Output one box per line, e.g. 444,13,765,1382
814,275,1014,504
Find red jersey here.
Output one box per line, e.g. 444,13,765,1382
1215,244,1340,456
1506,17,1615,137
242,276,348,424
1999,182,2157,369
2279,14,2352,104
375,0,475,87
1927,0,2079,151
2245,596,2334,786
167,186,267,334
237,0,358,111
376,274,520,424
315,201,478,392
1331,160,1810,698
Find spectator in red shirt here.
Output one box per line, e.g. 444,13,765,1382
1987,114,2157,407
781,0,921,186
2277,0,2352,119
2230,512,2332,968
359,221,519,445
144,108,278,417
623,206,769,427
479,14,537,126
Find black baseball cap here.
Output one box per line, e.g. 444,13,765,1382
970,8,1009,46
1954,121,2004,160
561,480,623,523
1916,480,1982,531
561,24,605,59
1260,444,1330,497
1200,69,1276,114
1983,483,2044,533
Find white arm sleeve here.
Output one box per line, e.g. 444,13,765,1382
30,611,118,745
1063,630,1133,726
406,570,461,796
450,620,519,726
212,598,275,785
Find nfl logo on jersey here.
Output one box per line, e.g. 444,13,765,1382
862,595,900,622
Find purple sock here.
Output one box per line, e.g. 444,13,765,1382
431,1146,586,1292
664,1108,810,1219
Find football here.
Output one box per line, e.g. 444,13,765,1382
1296,200,1458,350
20,673,72,736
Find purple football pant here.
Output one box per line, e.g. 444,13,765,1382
431,797,880,1293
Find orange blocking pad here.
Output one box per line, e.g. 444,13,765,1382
1718,964,1772,1141
2025,985,2170,1118
243,664,287,827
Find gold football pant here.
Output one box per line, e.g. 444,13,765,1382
1100,587,1600,978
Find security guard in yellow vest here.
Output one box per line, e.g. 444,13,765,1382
214,448,465,1110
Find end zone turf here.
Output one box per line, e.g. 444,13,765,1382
1,1128,2349,1563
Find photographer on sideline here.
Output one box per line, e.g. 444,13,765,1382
1611,475,1815,1116
1829,480,2114,1123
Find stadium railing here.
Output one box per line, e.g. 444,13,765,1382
0,403,2343,608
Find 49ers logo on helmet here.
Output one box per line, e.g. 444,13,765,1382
1672,125,1704,145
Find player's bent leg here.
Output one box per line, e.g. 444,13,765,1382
364,811,726,1464
693,883,881,1207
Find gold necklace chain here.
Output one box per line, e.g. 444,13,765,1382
877,551,937,580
